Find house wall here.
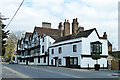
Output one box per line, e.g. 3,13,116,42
81,30,108,68
49,30,108,68
34,56,49,65
49,38,82,67
81,57,107,68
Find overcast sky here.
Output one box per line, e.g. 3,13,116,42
0,0,119,50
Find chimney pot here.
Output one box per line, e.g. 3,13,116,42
72,18,79,35
63,20,70,36
103,32,107,39
77,26,84,33
58,22,63,37
42,22,51,28
65,19,66,22
76,18,78,22
67,20,69,22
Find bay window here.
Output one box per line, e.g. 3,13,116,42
90,41,102,54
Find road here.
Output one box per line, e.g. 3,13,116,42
2,63,119,80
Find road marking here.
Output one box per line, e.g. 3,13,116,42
3,65,31,78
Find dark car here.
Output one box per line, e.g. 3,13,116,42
9,61,14,64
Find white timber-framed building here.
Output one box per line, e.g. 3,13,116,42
49,18,108,69
16,18,110,69
16,22,61,65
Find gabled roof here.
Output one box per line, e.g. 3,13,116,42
22,37,25,42
76,28,98,38
55,28,99,43
34,27,61,40
17,40,21,48
108,40,112,46
25,32,32,41
26,32,32,38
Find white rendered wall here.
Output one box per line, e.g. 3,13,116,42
81,30,108,68
49,38,82,66
81,57,107,68
81,30,108,55
49,30,108,68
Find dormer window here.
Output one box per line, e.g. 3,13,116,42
90,41,102,54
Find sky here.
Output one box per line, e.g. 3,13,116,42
0,0,119,50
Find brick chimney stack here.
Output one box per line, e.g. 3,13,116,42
77,26,84,33
63,19,70,36
58,22,63,37
72,18,79,35
103,32,107,39
42,22,51,28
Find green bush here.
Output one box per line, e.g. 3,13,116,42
92,54,100,60
92,54,100,64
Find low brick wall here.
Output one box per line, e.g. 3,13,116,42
111,58,119,70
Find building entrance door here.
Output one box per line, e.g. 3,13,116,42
26,59,28,65
66,58,70,67
55,59,58,67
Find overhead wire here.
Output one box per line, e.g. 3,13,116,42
5,0,24,30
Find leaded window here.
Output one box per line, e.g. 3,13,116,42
90,41,102,54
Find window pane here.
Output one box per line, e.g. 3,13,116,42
94,44,97,53
70,59,73,65
100,44,102,53
91,44,93,53
44,56,46,63
52,49,54,54
73,45,77,52
51,59,53,65
38,57,40,63
59,59,62,65
74,58,77,65
59,47,62,53
97,44,99,53
42,46,44,53
91,42,102,54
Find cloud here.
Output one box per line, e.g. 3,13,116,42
0,0,119,50
64,0,118,50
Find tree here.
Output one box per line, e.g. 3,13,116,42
92,54,101,70
0,13,9,56
5,31,24,61
92,54,100,64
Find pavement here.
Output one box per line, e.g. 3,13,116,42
0,62,2,80
1,62,120,79
2,65,30,78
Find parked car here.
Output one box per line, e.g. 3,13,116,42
9,61,14,64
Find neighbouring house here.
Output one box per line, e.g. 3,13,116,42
110,51,120,70
16,22,61,65
107,40,112,69
49,18,108,69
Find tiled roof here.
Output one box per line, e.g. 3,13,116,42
108,40,112,46
25,32,32,41
76,28,95,38
26,32,32,38
55,28,97,43
34,27,61,40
